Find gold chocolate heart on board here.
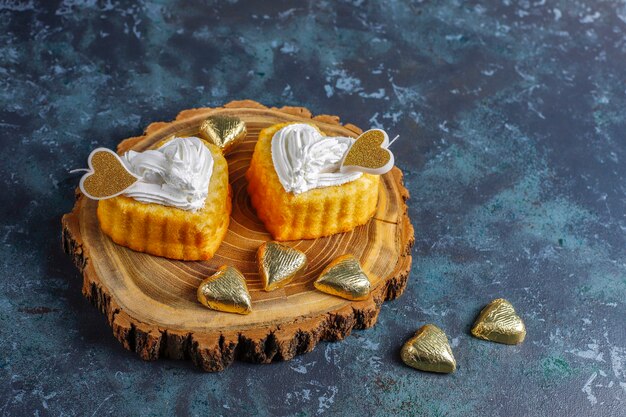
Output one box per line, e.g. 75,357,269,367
197,266,252,315
314,255,371,300
471,298,526,345
79,148,138,200
341,129,394,175
199,115,247,154
400,324,457,373
257,241,307,292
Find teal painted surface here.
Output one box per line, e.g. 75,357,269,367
1,1,625,416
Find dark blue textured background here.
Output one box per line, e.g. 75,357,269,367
1,1,625,416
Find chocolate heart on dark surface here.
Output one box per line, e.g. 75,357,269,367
401,324,457,373
471,298,526,345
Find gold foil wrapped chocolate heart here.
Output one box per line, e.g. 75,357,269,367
401,324,457,373
471,298,526,344
197,266,252,315
257,241,307,292
78,148,138,199
340,129,395,175
314,255,371,300
198,115,247,154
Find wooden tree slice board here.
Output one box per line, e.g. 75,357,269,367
62,100,415,371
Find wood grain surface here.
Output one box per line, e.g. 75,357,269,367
61,100,415,371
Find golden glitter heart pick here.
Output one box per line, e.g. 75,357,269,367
471,298,526,345
314,255,371,300
198,115,247,154
77,148,139,200
340,129,395,175
257,241,307,292
400,324,457,373
197,266,252,315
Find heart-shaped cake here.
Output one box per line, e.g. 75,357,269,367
97,137,231,260
246,123,380,240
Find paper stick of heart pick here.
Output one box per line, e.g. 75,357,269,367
340,129,396,175
73,148,139,200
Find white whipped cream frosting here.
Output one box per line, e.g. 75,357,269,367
271,124,362,194
121,137,214,211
